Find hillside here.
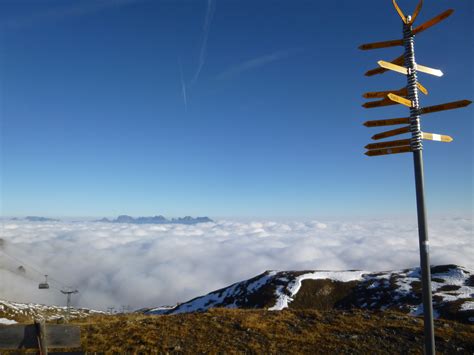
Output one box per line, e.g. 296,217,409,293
0,299,103,323
146,264,474,324
0,264,472,353
2,309,473,353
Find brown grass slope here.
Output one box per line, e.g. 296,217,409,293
6,309,471,354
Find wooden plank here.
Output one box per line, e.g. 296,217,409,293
46,325,81,348
0,324,37,349
378,60,407,75
35,319,47,355
387,93,413,107
363,88,406,99
362,98,399,109
359,39,403,51
363,84,426,98
372,126,411,140
420,100,472,114
363,117,410,127
365,139,411,150
412,9,454,35
365,145,412,156
392,0,408,24
365,55,404,76
361,10,453,55
409,0,424,25
422,132,453,142
0,324,80,349
417,82,428,95
416,64,443,77
378,60,442,77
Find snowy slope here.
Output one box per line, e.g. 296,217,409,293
146,264,474,324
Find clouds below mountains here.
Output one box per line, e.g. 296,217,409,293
0,217,472,311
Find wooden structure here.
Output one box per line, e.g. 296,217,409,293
0,319,81,354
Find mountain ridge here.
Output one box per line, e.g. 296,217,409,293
146,264,474,324
96,215,213,225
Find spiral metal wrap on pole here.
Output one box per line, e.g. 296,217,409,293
403,23,423,151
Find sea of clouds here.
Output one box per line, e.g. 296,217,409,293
0,217,472,311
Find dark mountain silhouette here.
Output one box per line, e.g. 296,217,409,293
95,215,213,225
23,216,60,222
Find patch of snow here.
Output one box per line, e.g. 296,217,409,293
368,281,380,289
171,282,241,314
0,318,17,325
246,272,276,293
460,301,474,311
409,304,423,317
148,305,177,314
269,270,366,311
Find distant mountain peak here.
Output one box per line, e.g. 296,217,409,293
22,216,60,222
95,215,213,225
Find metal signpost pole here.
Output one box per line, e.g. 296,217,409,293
360,2,471,353
402,16,435,355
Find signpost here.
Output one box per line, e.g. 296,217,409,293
364,145,412,157
372,126,411,140
420,100,472,114
363,117,410,127
378,60,444,77
387,93,413,107
365,139,411,150
359,1,472,354
421,132,453,142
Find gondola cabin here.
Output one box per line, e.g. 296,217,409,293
39,275,49,289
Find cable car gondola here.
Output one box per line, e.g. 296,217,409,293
39,275,49,289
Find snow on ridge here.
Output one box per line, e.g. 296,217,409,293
460,302,474,311
0,299,104,321
172,271,277,314
147,305,177,313
146,265,473,323
0,317,17,325
172,282,241,314
245,271,277,293
269,270,367,311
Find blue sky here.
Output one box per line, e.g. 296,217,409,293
1,0,472,218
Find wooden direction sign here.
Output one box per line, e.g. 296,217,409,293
387,93,413,107
366,55,404,76
416,64,443,77
417,82,429,95
365,139,411,150
362,98,399,109
420,100,472,115
359,9,453,52
365,145,412,156
363,88,406,99
378,61,443,77
412,9,454,35
378,60,408,75
363,82,427,99
363,117,410,127
422,132,453,142
359,39,403,51
392,0,423,25
372,125,411,140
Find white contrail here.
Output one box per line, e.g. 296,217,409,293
178,57,187,112
4,0,141,29
189,0,216,87
216,48,303,80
